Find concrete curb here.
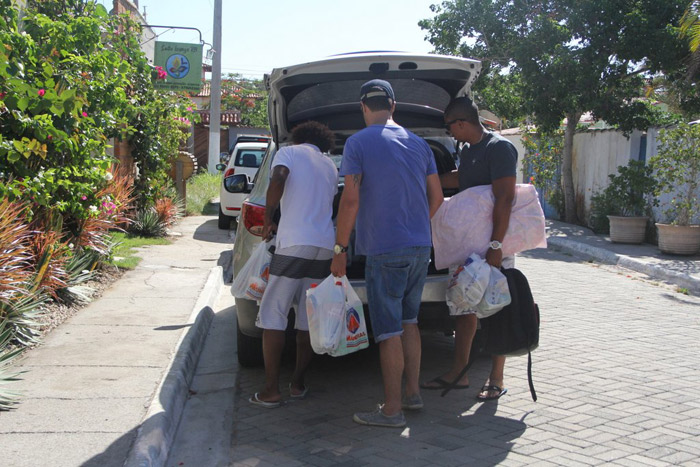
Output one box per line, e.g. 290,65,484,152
547,237,700,294
124,266,223,467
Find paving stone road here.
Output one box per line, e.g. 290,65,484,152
170,247,700,466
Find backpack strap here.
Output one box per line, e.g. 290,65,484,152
526,301,537,402
440,359,474,397
527,349,537,402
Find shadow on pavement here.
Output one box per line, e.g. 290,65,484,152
193,218,235,244
81,428,138,467
231,331,528,465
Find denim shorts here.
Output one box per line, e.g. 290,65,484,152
365,246,431,342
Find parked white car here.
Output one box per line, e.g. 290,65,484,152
227,52,481,366
216,135,270,229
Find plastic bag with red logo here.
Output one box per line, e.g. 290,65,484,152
306,275,369,356
231,239,273,301
329,275,369,357
305,275,346,355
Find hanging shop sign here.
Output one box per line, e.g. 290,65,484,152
154,41,203,92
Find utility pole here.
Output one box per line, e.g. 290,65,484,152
207,0,222,173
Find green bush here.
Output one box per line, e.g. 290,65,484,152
0,0,197,230
650,123,700,225
522,129,564,218
129,208,169,238
588,160,657,232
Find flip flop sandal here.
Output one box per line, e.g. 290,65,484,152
476,385,507,401
249,392,281,408
420,377,469,390
289,383,309,399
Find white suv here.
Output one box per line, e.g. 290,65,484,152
227,52,481,366
216,135,270,229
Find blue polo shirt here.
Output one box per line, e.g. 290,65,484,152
340,124,437,256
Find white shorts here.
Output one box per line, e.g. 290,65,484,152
256,245,333,331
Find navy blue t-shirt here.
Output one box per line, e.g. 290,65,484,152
341,124,437,256
458,131,518,190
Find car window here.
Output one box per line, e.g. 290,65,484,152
287,79,452,121
234,149,266,168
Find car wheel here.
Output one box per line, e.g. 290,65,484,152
218,205,231,230
237,320,263,367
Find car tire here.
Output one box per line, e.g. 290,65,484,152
218,205,231,230
237,320,264,367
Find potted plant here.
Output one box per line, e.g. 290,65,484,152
649,122,700,255
592,160,657,243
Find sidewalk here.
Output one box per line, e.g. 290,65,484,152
1,215,698,467
546,220,700,296
0,215,233,467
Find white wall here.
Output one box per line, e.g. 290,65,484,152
499,127,700,225
573,127,700,225
572,129,644,217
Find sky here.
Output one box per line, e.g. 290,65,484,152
97,0,441,78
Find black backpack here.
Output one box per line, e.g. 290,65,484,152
480,267,539,401
441,267,540,401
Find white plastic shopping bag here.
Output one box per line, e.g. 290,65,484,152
446,254,490,315
306,275,370,356
305,275,346,355
231,240,273,301
329,276,369,357
474,266,511,318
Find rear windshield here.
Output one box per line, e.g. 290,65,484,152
287,79,451,120
234,149,266,168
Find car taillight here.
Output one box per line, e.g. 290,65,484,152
242,201,265,236
224,168,235,178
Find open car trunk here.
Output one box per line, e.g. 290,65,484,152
265,52,482,145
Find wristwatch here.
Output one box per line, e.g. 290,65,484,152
333,243,348,255
488,240,503,250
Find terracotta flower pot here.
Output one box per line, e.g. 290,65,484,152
607,216,648,244
656,223,700,255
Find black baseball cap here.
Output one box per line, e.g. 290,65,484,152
359,79,395,102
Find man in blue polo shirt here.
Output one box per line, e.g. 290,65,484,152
331,79,444,428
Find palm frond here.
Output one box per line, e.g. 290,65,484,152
0,321,26,411
128,208,169,237
0,293,48,346
680,1,700,52
0,201,34,306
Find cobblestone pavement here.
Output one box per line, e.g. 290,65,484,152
230,248,700,466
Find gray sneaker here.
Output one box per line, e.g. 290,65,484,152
353,406,406,428
402,394,424,410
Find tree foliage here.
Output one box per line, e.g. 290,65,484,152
421,0,696,223
0,0,197,223
220,74,269,129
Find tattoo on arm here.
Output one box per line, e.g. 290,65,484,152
352,173,362,186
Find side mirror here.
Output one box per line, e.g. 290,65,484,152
223,173,253,193
215,163,226,171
